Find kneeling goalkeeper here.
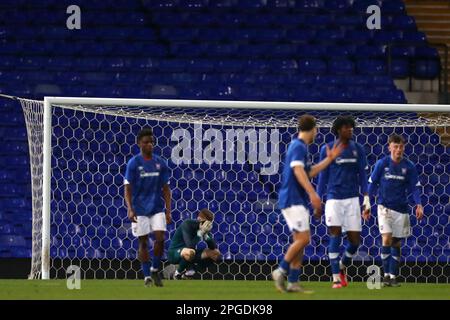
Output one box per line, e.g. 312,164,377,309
168,208,221,279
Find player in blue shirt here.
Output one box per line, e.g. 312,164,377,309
317,116,371,289
368,134,423,287
272,115,343,293
124,128,172,287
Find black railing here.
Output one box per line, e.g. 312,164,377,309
387,42,449,104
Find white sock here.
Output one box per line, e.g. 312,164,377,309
333,274,340,282
385,273,391,278
390,274,396,279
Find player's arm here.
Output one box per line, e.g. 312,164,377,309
181,222,197,249
407,164,423,221
293,165,322,217
124,159,137,223
316,145,330,199
205,234,217,250
308,142,343,179
368,159,383,198
161,160,172,224
357,144,371,219
162,183,172,224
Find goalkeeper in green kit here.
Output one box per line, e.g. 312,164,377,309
168,208,221,279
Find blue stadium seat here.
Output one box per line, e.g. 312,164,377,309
356,59,386,75
391,15,416,31
297,58,327,74
390,59,410,78
403,31,426,43
294,0,324,12
382,0,405,14
325,0,352,12
413,59,441,79
328,59,354,75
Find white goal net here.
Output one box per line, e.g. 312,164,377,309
19,97,449,283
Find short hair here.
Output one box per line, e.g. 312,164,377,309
198,208,214,221
388,134,405,145
331,116,356,136
137,128,154,143
298,114,317,132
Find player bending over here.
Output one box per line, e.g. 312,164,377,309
317,116,371,289
368,134,423,287
272,115,343,293
168,209,221,279
124,128,172,287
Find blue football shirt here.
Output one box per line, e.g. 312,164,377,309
124,154,170,216
318,140,368,200
278,138,311,210
369,156,421,213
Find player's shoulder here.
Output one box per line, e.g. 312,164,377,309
126,154,141,166
353,140,365,151
153,153,168,165
403,157,417,170
289,138,306,151
377,155,390,166
320,141,334,151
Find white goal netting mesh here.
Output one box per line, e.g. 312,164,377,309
20,98,449,282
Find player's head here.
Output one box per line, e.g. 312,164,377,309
331,116,355,141
388,134,405,162
298,114,317,144
137,128,155,155
198,208,214,223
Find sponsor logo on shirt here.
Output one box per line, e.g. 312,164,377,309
335,157,357,164
140,172,160,178
384,173,405,180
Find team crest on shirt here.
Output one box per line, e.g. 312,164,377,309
156,163,161,170
384,167,389,172
402,168,407,175
138,166,144,171
352,150,357,157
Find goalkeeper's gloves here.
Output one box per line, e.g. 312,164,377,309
198,220,213,238
363,195,371,212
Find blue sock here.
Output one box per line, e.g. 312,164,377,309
288,268,301,283
151,256,161,272
341,243,358,268
381,246,391,276
141,261,151,278
389,247,400,277
329,235,341,277
279,259,290,274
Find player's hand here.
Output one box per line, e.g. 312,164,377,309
165,212,172,224
362,209,371,221
313,206,322,221
416,205,424,221
326,142,344,161
362,195,371,221
200,220,213,234
128,209,137,223
310,192,322,216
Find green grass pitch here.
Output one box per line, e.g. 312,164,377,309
0,280,449,300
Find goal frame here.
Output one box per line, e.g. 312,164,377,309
40,96,450,280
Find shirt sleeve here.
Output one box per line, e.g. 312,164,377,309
204,233,217,250
368,159,383,197
181,221,197,249
357,144,369,194
124,158,136,185
317,144,329,199
289,143,307,168
161,159,171,185
407,163,422,205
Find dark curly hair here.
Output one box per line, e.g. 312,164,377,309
137,128,154,143
331,116,356,136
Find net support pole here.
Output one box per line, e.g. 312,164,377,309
41,97,52,280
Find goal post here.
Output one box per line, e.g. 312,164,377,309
17,96,450,282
